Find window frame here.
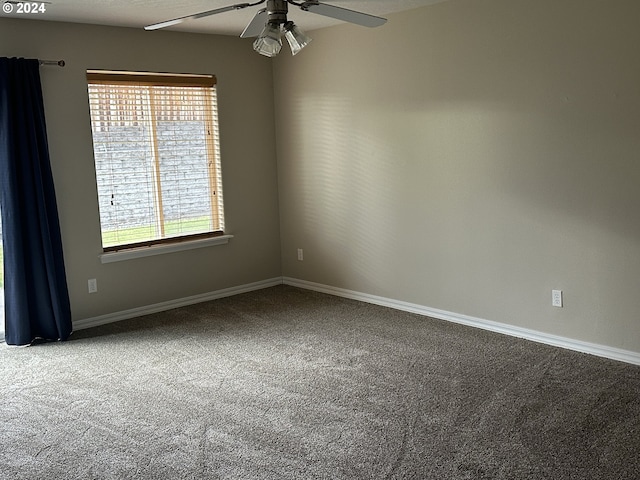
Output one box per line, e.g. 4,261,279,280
86,70,225,254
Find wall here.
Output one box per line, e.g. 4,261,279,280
274,0,640,353
0,18,282,321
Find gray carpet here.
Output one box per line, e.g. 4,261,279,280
1,285,639,479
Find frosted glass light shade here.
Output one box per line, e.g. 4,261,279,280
284,22,312,55
253,23,282,57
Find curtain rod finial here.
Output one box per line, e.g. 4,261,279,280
38,59,66,67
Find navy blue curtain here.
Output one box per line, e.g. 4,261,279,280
0,57,72,345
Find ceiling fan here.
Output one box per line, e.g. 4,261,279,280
145,0,387,57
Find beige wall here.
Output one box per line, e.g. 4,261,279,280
274,0,640,352
2,0,640,355
0,18,282,320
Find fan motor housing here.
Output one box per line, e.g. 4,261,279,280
267,0,288,24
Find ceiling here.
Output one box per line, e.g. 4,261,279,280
3,0,450,36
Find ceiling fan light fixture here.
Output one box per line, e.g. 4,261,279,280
283,21,312,56
253,21,282,57
145,0,387,58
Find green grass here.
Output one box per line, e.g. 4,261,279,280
102,217,212,248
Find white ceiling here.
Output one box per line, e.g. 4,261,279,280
3,0,450,36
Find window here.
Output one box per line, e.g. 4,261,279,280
87,70,224,253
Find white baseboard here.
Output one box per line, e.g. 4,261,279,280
282,277,640,366
73,275,640,366
73,277,283,331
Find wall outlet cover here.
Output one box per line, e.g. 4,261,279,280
552,289,563,307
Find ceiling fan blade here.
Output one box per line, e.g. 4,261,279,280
299,1,387,28
240,8,268,38
144,3,253,31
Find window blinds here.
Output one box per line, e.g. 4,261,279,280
87,71,224,251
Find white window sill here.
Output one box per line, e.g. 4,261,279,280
99,234,233,264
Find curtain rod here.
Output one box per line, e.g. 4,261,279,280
39,60,65,67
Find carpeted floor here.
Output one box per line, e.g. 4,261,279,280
1,285,639,479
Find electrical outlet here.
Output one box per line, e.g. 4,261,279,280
297,248,304,261
552,289,563,308
88,278,98,294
